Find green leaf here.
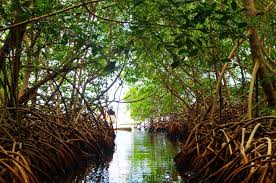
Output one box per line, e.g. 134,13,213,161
133,0,144,7
171,61,180,68
178,49,187,55
186,39,193,50
189,48,199,57
104,61,116,72
196,39,202,47
237,22,247,28
231,0,238,11
221,58,230,63
218,31,229,39
174,38,185,48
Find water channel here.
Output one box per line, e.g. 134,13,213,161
78,129,183,183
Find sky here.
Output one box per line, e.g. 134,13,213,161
107,81,134,126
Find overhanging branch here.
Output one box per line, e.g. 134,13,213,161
0,0,104,32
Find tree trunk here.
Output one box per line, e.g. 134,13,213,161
19,30,41,99
243,0,276,108
0,24,27,107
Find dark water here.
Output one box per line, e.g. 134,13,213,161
78,129,183,183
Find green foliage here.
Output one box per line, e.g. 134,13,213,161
124,83,181,121
0,0,275,116
123,0,275,121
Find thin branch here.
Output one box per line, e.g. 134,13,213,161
210,63,228,124
0,0,104,32
83,4,131,24
260,43,276,74
228,31,250,60
92,66,125,103
83,4,190,29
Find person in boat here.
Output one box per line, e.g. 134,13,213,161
106,107,116,125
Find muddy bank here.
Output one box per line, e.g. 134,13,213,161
0,107,115,183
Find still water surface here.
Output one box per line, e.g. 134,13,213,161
80,130,182,183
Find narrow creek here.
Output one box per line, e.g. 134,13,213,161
77,129,183,183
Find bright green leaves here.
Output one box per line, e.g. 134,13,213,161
125,83,181,121
33,0,58,15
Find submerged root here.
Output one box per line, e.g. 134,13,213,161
0,107,115,182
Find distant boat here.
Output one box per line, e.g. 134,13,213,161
114,127,132,131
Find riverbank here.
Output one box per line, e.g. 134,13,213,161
0,107,115,182
144,103,276,182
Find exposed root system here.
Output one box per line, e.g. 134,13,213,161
146,102,247,141
146,114,190,141
174,116,276,183
145,102,275,182
0,107,115,183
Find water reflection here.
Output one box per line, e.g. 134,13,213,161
80,130,182,183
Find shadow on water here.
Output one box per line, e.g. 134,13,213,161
70,129,183,183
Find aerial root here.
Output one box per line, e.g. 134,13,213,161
174,116,276,183
146,102,248,142
0,107,115,182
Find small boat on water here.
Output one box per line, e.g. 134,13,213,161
114,127,132,131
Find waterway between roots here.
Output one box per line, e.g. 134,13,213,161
78,129,183,183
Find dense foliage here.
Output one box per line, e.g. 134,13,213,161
0,0,275,120
124,0,276,121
